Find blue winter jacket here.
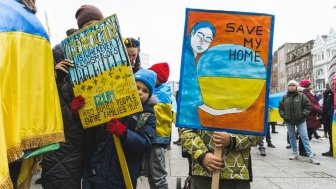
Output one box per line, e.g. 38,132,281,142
88,100,156,188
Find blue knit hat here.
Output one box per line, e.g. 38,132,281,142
134,69,157,98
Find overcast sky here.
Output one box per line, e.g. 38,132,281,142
36,0,336,81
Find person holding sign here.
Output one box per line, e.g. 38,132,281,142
88,69,157,188
180,129,262,188
72,5,104,189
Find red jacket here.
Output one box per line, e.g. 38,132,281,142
302,90,322,129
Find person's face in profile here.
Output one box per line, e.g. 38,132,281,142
190,27,214,54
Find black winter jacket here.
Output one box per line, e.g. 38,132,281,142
41,76,85,189
278,90,311,124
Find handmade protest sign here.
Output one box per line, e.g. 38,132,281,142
62,14,142,128
176,8,274,135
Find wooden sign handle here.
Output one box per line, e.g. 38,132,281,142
113,134,133,189
211,146,222,189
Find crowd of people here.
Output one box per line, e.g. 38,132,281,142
1,1,335,189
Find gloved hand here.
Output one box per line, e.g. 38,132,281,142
71,95,85,114
106,118,127,137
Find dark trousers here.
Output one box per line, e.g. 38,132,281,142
9,161,22,189
324,116,333,152
258,123,271,149
270,122,276,132
307,127,315,140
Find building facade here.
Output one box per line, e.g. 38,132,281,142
270,51,278,93
311,28,336,92
275,43,301,92
285,40,314,86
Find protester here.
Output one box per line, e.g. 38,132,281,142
124,37,141,73
147,62,175,189
71,5,104,189
87,69,157,188
278,80,320,165
299,80,323,141
181,129,262,188
322,83,334,156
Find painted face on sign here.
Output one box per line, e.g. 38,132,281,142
190,27,214,54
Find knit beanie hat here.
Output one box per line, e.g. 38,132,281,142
287,80,298,86
134,69,157,98
75,5,103,29
149,62,170,83
299,79,311,88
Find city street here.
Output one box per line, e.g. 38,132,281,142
30,124,336,189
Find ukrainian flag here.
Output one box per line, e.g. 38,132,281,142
268,91,286,122
0,0,64,169
153,84,174,144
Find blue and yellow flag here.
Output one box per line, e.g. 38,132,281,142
268,91,286,123
0,0,64,172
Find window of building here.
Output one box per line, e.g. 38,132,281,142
296,65,299,73
316,69,324,78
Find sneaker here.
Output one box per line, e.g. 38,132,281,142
259,148,266,156
286,144,291,149
322,151,333,157
267,143,276,148
289,153,298,160
272,131,278,134
309,155,320,165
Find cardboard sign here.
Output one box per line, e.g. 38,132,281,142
62,14,142,128
177,8,274,135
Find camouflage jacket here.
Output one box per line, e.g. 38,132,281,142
180,129,262,180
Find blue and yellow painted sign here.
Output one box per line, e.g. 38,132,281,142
177,8,274,135
62,14,142,128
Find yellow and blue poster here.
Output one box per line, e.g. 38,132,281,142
177,8,274,135
62,14,142,129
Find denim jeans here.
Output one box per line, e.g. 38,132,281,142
286,121,314,157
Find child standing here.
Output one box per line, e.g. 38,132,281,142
147,62,175,189
88,69,157,188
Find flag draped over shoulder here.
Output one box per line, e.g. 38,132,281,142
0,0,64,183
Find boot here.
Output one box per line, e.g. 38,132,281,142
322,151,333,157
259,148,266,156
